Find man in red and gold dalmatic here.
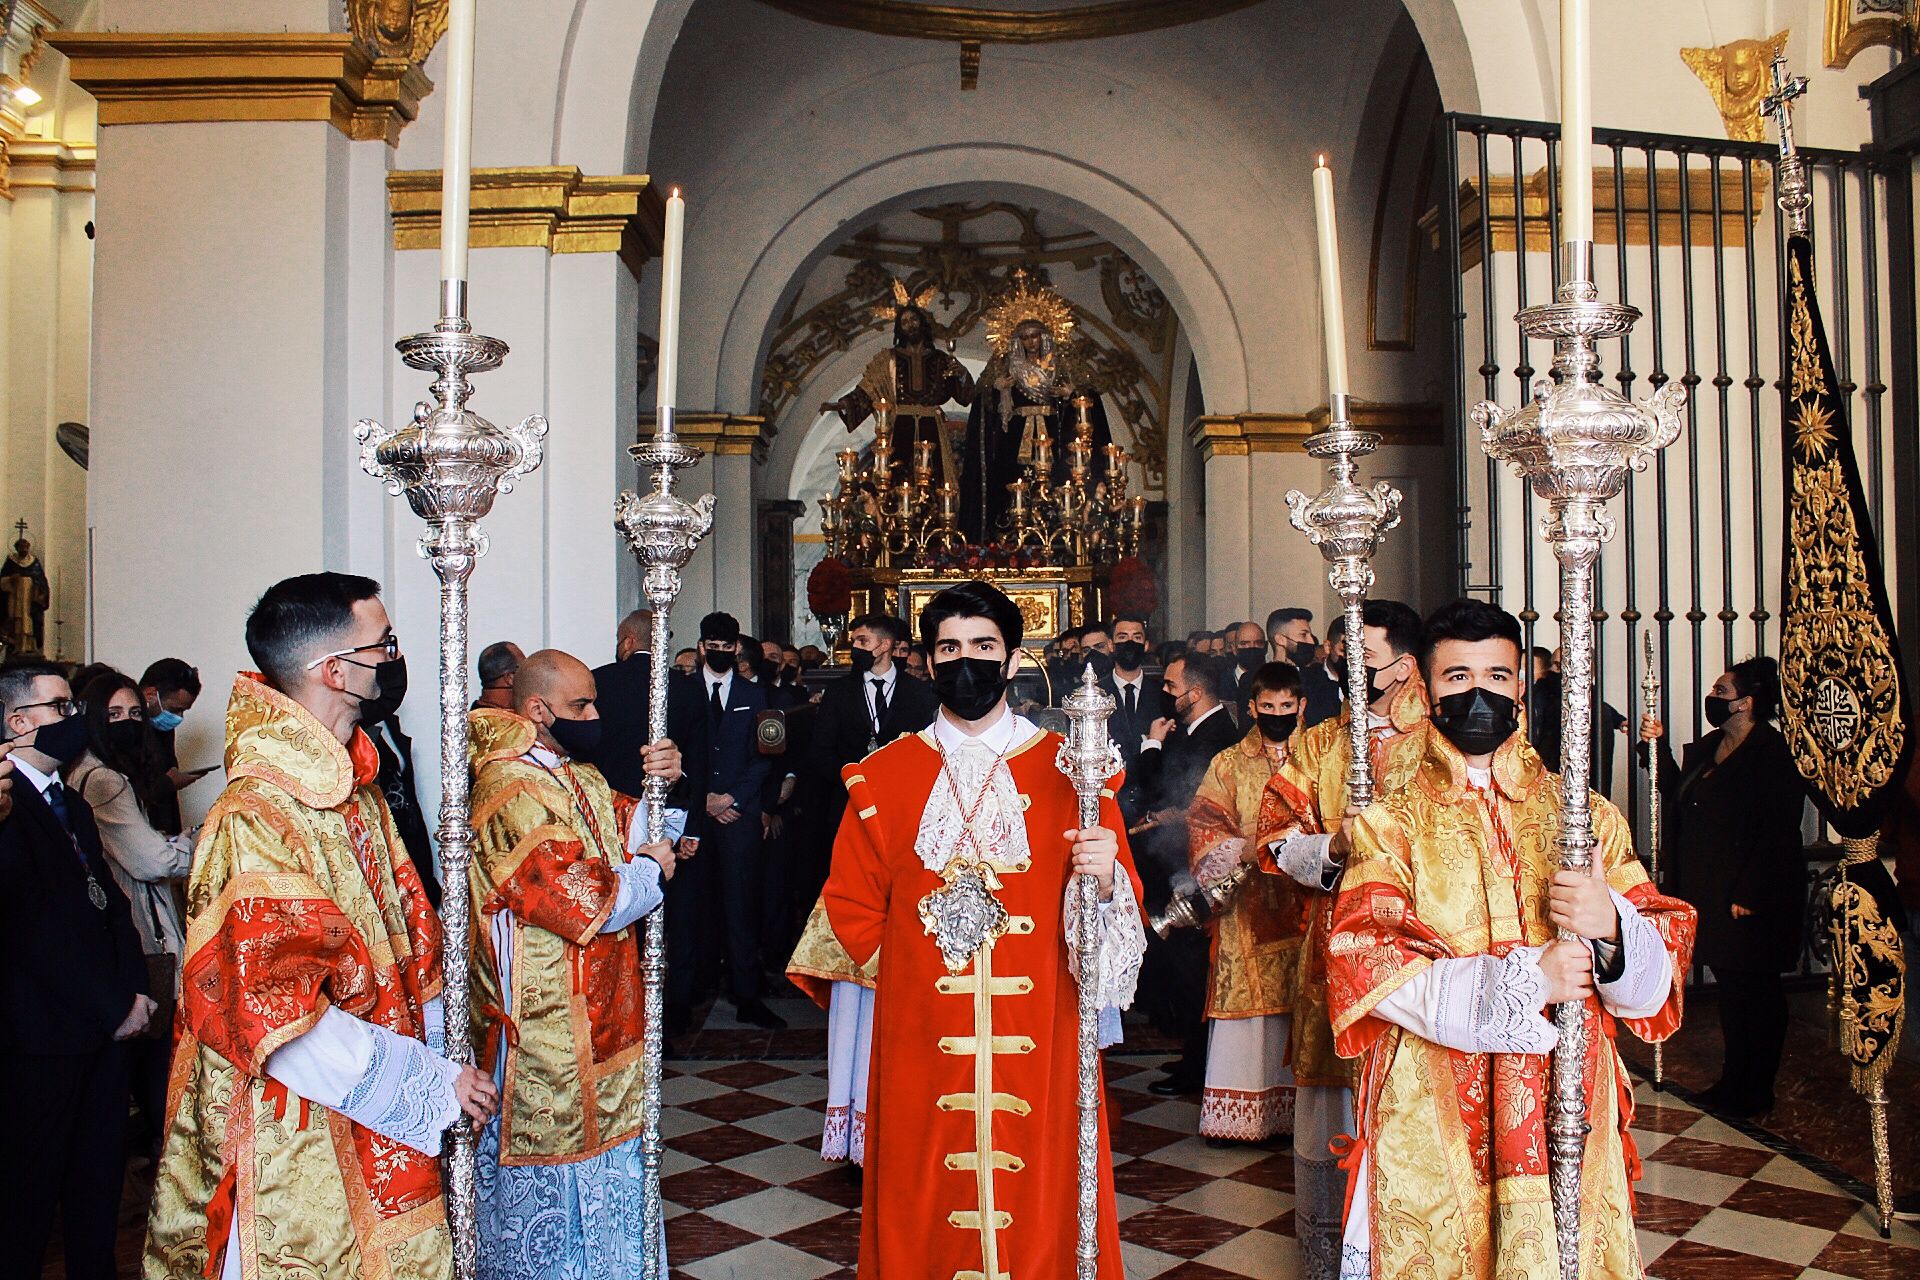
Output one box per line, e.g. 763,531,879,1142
466,649,680,1280
1255,599,1428,1280
823,581,1148,1279
146,574,497,1280
1326,599,1696,1280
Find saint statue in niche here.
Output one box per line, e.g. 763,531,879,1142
959,271,1113,546
1,525,50,656
822,281,976,489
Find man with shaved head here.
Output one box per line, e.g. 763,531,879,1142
467,648,683,1279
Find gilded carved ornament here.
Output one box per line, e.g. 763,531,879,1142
346,0,449,64
1824,0,1916,70
1680,30,1790,143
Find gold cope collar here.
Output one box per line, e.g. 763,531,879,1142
1412,718,1544,806
223,673,369,811
468,706,539,769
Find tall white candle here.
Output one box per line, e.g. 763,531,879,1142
1560,0,1593,243
1311,156,1350,401
440,0,476,289
656,188,685,413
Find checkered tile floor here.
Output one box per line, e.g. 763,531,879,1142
653,1051,1920,1279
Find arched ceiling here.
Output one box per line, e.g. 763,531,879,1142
748,0,1270,44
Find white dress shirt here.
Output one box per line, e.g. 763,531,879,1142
864,664,899,733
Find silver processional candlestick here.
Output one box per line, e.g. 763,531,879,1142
1286,396,1403,810
1055,665,1122,1280
1473,240,1684,1280
356,277,548,1280
1640,629,1664,1090
615,408,715,1280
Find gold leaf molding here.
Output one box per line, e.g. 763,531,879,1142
1188,403,1441,459
388,167,667,278
635,412,774,462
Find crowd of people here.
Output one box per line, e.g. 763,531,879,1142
0,575,1837,1280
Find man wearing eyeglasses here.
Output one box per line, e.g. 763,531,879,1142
146,573,497,1280
0,660,152,1280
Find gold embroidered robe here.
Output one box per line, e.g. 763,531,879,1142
144,676,450,1280
1328,726,1699,1280
1187,727,1301,1018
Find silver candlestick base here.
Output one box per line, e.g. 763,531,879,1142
1472,240,1684,1280
1055,666,1121,1280
1285,397,1403,810
614,407,715,1280
356,306,547,1280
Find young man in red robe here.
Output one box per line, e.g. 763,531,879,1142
823,580,1149,1280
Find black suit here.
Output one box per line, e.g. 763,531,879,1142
0,770,149,1280
1298,661,1345,729
810,667,939,840
684,672,772,1008
366,717,441,908
1132,705,1244,1079
1105,671,1167,828
591,654,706,809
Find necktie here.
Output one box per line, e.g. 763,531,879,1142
710,679,723,722
871,678,889,734
45,779,72,833
1124,683,1138,718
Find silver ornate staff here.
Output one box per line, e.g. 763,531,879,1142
1474,240,1684,1280
357,288,547,1279
1056,665,1121,1280
1286,402,1403,811
615,411,714,1280
1640,629,1665,1090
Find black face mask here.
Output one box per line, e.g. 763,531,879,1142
703,648,736,675
1703,695,1735,728
1289,641,1317,668
20,712,89,766
546,713,604,759
1113,640,1146,669
1365,661,1401,705
1083,650,1115,680
105,720,149,758
1235,647,1263,672
1430,688,1519,757
933,656,1009,722
1256,712,1298,744
351,655,408,726
850,647,877,676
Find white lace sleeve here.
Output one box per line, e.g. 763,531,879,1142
1595,889,1672,1019
264,1006,462,1155
1271,832,1339,891
1062,872,1147,1017
600,855,664,933
1192,837,1243,886
1372,948,1558,1055
421,995,446,1058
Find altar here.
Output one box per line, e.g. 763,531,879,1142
852,565,1103,643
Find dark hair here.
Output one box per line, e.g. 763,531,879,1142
849,612,910,646
1247,661,1301,699
1059,625,1085,645
1266,607,1312,633
1171,651,1232,702
1529,646,1554,664
1418,598,1524,674
894,304,935,348
1079,620,1111,641
245,572,383,690
1110,614,1148,631
1361,599,1423,660
139,657,202,699
699,611,741,645
477,641,521,685
78,673,175,823
0,659,65,719
1728,655,1781,721
1158,640,1187,665
919,580,1025,652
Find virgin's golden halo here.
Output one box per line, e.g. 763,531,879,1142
984,269,1075,355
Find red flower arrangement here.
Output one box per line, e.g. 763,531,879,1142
807,556,854,616
1108,555,1158,619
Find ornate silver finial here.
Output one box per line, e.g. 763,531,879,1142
1763,51,1811,235
1285,399,1402,810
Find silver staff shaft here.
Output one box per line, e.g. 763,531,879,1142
616,407,716,1280
1056,667,1121,1280
1640,629,1664,1089
356,302,548,1280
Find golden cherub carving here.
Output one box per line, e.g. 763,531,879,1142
1681,30,1791,143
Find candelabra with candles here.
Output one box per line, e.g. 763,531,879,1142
820,396,1144,569
1472,9,1685,1274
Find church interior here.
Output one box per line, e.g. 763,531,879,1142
4,1,1920,1278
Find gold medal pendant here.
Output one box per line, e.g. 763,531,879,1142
918,862,1010,974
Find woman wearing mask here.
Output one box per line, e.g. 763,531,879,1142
67,672,196,1150
1640,655,1808,1117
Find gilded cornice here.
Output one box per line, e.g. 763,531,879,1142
2,136,95,196
1188,403,1441,459
388,167,665,278
636,413,775,464
752,0,1266,44
48,32,431,145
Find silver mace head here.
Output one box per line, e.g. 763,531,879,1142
1472,246,1684,547
1055,664,1122,796
356,319,548,548
1284,407,1403,597
615,417,717,599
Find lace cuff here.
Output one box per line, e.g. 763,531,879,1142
1375,949,1557,1055
1063,871,1147,1016
265,1007,462,1155
1192,838,1243,887
625,803,689,851
601,855,664,934
421,996,446,1058
1270,832,1338,891
1595,889,1672,1019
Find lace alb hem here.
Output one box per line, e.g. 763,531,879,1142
820,1106,868,1165
1198,1084,1296,1140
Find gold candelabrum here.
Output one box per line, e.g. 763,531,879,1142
820,396,1145,567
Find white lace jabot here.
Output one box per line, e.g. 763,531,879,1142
917,709,1038,876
